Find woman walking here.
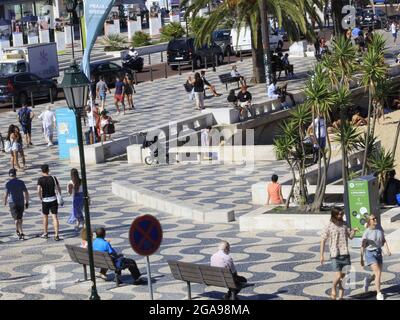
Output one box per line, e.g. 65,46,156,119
123,74,135,110
14,126,26,169
67,168,84,232
361,214,391,300
5,124,22,170
320,207,358,300
192,72,205,110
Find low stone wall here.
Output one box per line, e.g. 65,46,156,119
112,181,235,223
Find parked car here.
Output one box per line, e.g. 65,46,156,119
359,9,387,29
90,62,132,87
231,26,283,54
212,29,233,56
0,72,58,107
167,38,224,70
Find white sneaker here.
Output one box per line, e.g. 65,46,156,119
116,111,120,115
376,292,384,300
363,275,375,293
47,142,53,147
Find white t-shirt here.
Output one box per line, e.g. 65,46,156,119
38,110,56,128
267,83,278,98
231,70,240,78
392,23,397,34
87,111,95,127
314,117,326,138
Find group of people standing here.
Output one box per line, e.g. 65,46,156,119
4,164,85,241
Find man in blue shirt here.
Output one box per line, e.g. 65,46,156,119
93,227,143,285
4,168,29,240
17,104,34,146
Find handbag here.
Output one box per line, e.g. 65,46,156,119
4,140,11,152
53,176,64,206
103,120,115,134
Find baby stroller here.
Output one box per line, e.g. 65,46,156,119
142,135,159,165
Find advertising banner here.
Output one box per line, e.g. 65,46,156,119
56,108,78,160
81,0,116,79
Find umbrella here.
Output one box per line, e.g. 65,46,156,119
352,27,361,37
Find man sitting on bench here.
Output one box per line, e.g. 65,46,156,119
230,65,246,86
93,227,144,285
237,85,254,118
211,241,247,300
201,70,222,97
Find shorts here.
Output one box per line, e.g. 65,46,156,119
22,123,31,135
393,33,397,39
9,203,24,220
365,249,383,266
99,92,106,101
114,94,124,102
331,255,351,272
317,136,326,149
42,200,58,215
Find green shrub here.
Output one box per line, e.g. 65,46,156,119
102,34,128,51
131,31,152,47
160,22,185,42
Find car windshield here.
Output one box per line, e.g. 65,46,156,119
168,40,188,51
0,63,18,74
213,31,230,40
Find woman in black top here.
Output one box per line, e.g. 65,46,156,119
193,72,205,110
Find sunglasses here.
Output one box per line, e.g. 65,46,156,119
370,218,377,221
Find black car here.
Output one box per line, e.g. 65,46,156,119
167,37,224,70
0,72,58,107
212,29,233,56
90,62,132,87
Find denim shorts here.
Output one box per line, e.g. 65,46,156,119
331,255,351,272
365,249,383,266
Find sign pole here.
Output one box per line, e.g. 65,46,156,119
146,256,154,300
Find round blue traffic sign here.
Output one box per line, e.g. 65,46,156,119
129,215,163,256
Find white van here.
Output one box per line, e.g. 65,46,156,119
231,26,283,54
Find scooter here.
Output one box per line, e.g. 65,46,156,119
122,52,144,73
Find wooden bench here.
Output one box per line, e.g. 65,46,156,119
65,244,120,288
218,73,240,90
168,260,243,300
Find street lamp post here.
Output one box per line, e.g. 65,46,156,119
75,0,85,54
61,62,100,301
66,0,78,60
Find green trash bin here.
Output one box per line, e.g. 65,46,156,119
346,175,380,239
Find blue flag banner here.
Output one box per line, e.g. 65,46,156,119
81,0,115,79
56,108,78,160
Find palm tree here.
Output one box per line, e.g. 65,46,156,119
181,0,324,83
368,148,396,197
360,33,388,175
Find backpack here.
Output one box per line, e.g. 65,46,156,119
19,109,30,125
102,118,115,134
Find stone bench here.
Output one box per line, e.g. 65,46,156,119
112,181,235,223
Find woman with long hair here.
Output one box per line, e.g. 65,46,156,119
67,168,84,231
320,207,359,299
6,124,22,169
14,126,26,169
192,72,205,110
361,214,391,300
123,74,135,110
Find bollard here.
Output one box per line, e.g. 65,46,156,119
160,51,164,63
12,96,15,112
205,56,208,69
150,65,154,82
30,92,35,108
240,49,243,62
191,59,195,72
178,62,181,75
148,53,152,66
164,63,168,79
49,88,54,104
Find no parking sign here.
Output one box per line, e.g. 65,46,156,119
129,215,163,300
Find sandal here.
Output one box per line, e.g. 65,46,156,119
54,235,61,241
330,289,337,300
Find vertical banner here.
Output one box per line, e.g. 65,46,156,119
56,108,78,160
81,0,115,79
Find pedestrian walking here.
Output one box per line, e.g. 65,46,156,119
14,126,26,169
391,21,398,44
4,168,29,240
5,124,23,170
67,168,84,232
96,77,111,112
37,164,62,241
100,110,115,142
17,104,34,146
192,72,205,110
361,214,391,300
38,106,56,147
90,75,97,104
123,74,135,110
114,76,126,115
320,207,359,300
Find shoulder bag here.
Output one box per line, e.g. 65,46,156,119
53,176,64,206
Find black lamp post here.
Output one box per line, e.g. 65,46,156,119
61,62,100,301
75,0,84,54
65,0,77,59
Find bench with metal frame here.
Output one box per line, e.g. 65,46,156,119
218,73,241,91
168,260,244,300
65,244,120,288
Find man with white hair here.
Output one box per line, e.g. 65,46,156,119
38,106,56,147
210,241,247,300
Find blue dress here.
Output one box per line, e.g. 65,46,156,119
67,182,84,224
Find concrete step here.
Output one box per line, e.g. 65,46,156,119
386,228,400,254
